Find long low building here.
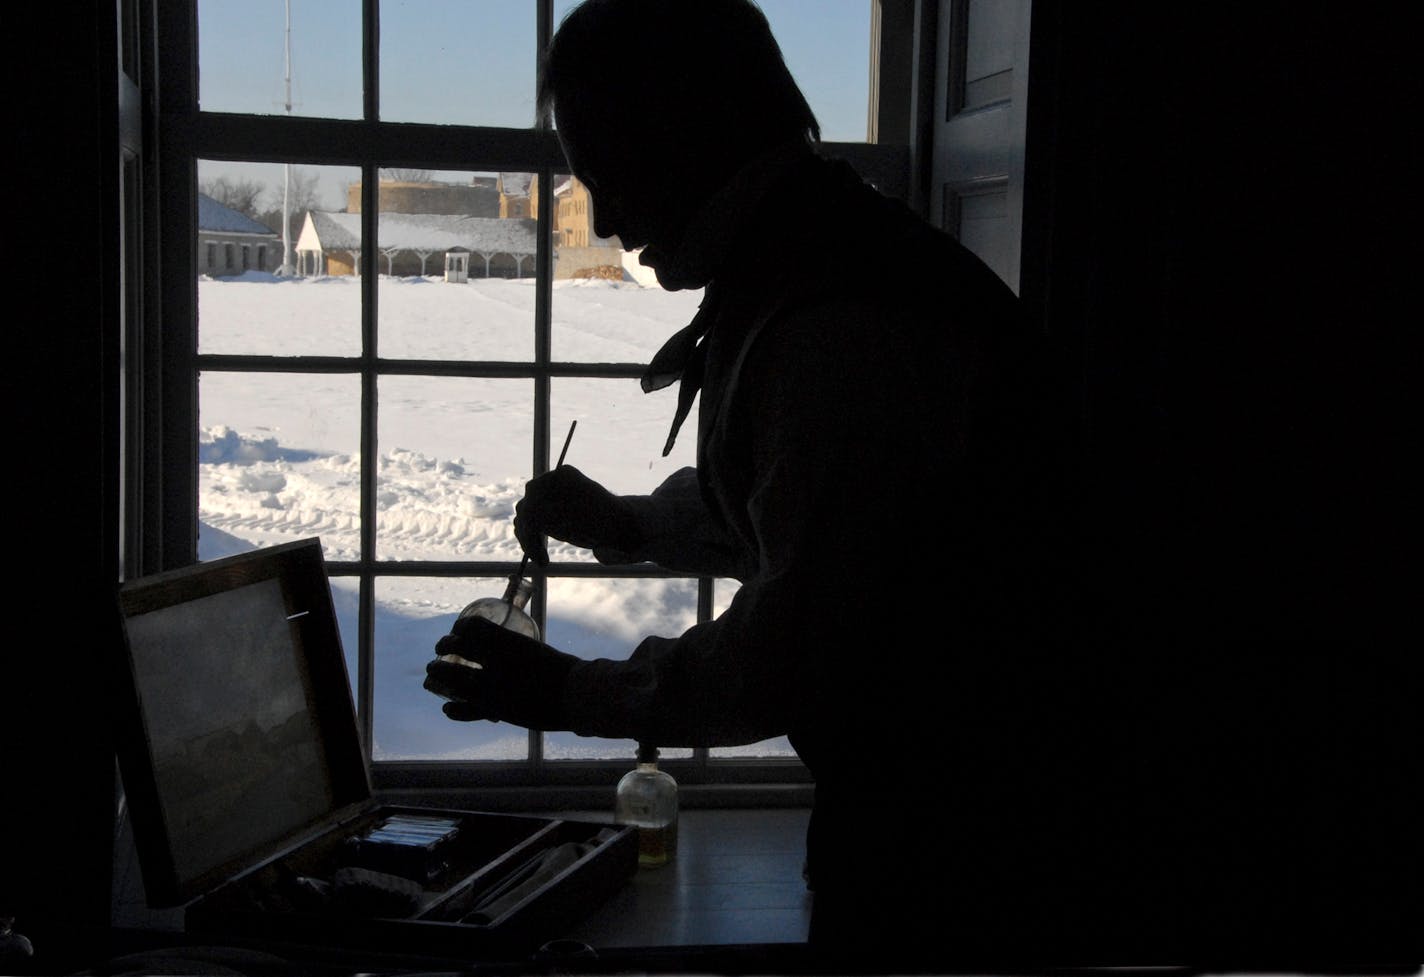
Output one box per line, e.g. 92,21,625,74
198,193,281,276
295,211,538,278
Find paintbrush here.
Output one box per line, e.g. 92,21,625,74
502,418,577,602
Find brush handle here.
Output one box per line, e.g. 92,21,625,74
507,419,578,594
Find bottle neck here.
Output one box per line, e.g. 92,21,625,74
502,575,535,609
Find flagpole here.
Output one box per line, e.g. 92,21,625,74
280,0,294,275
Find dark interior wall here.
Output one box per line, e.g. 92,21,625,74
1021,6,1415,638
4,4,121,974
1069,6,1412,647
1019,1,1418,962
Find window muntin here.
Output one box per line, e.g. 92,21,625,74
172,0,879,790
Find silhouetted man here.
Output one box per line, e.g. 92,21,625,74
426,0,1078,967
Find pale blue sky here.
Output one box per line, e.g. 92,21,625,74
199,1,872,210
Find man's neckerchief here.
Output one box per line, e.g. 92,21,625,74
641,281,722,457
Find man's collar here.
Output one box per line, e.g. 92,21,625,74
645,138,817,291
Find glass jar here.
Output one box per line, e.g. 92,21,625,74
614,743,678,868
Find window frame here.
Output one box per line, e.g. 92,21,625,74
144,0,919,807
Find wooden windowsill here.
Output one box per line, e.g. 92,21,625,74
552,807,812,950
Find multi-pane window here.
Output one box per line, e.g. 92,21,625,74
159,0,883,796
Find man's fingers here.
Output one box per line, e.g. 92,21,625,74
426,663,492,722
425,659,483,700
442,701,493,722
517,467,594,564
514,519,550,566
449,614,510,642
423,663,463,691
422,673,453,700
434,634,474,659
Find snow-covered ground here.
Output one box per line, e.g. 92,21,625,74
196,272,790,760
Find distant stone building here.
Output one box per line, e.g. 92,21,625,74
497,173,536,219
496,171,624,278
550,175,624,280
197,193,280,276
346,177,499,217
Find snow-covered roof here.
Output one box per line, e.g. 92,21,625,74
499,172,534,197
197,193,278,236
297,211,538,255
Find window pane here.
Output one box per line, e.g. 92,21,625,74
757,0,872,143
710,737,796,758
380,0,536,127
553,275,698,360
199,160,360,355
198,0,361,119
376,376,533,562
329,574,361,701
197,371,362,560
543,575,697,761
376,170,539,360
371,575,528,761
713,576,739,618
553,0,581,36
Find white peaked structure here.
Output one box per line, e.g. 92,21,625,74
294,212,539,279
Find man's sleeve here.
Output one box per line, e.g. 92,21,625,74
612,466,753,580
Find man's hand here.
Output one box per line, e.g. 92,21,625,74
514,466,642,565
424,616,579,729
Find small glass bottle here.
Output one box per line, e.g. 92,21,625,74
615,743,678,868
437,576,540,680
457,575,540,640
